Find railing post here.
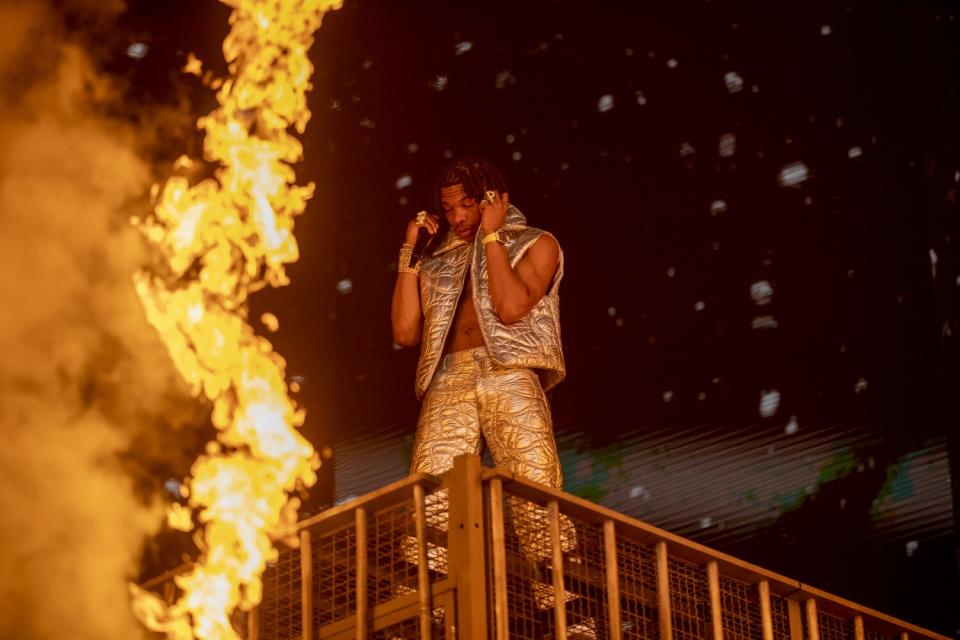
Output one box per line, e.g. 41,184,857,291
786,599,804,640
805,599,820,640
489,478,510,640
247,605,260,640
300,529,313,640
448,454,488,639
549,500,568,640
413,483,432,640
656,541,674,640
758,580,774,640
355,507,368,640
706,561,723,640
853,615,865,640
604,519,623,640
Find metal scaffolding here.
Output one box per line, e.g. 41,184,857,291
142,454,952,640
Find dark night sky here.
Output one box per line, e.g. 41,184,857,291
119,0,959,634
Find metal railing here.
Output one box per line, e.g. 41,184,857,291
141,454,952,640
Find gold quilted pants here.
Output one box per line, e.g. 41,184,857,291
411,346,574,560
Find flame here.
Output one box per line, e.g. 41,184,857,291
130,1,341,638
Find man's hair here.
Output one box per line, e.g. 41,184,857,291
431,155,507,215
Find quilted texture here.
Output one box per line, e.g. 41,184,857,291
414,204,566,400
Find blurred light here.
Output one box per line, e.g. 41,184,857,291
710,199,727,215
847,146,863,159
512,151,522,161
407,143,419,154
778,161,810,187
855,377,868,393
495,70,516,89
666,58,678,68
361,58,373,70
700,516,712,529
429,74,448,91
698,392,707,401
679,142,695,157
597,94,615,112
607,307,616,317
163,479,181,497
751,280,774,305
395,174,412,189
360,117,376,129
662,390,674,403
719,133,736,157
667,267,676,278
629,485,649,499
454,41,473,55
752,315,779,330
506,133,516,144
127,42,150,60
759,389,781,418
785,415,799,435
906,540,919,557
337,278,353,294
615,318,624,327
391,342,404,350
127,42,149,59
724,71,744,93
821,24,833,36
694,301,706,311
635,90,647,106
929,248,938,279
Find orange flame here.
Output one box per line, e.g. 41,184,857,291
130,1,341,638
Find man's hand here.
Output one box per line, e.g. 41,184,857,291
405,210,440,245
480,190,509,235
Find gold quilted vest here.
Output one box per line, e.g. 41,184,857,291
414,205,566,400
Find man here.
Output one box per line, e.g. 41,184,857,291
390,155,567,495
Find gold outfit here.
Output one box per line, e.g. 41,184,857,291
411,346,562,485
409,206,574,558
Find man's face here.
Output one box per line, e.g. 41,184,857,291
440,183,482,241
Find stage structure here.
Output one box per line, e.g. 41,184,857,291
142,455,950,640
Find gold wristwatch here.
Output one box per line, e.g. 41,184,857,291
482,229,507,245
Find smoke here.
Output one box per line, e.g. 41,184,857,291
0,2,200,638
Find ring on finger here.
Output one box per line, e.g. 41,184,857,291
415,210,426,226
484,190,497,204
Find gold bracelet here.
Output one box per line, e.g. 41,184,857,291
398,243,420,274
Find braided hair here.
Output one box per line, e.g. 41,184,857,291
430,155,507,217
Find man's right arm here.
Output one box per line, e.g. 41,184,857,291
391,213,439,347
391,268,422,346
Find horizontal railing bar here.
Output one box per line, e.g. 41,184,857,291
296,473,440,535
481,467,951,640
316,578,456,639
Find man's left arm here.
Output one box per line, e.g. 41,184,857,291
481,192,559,324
